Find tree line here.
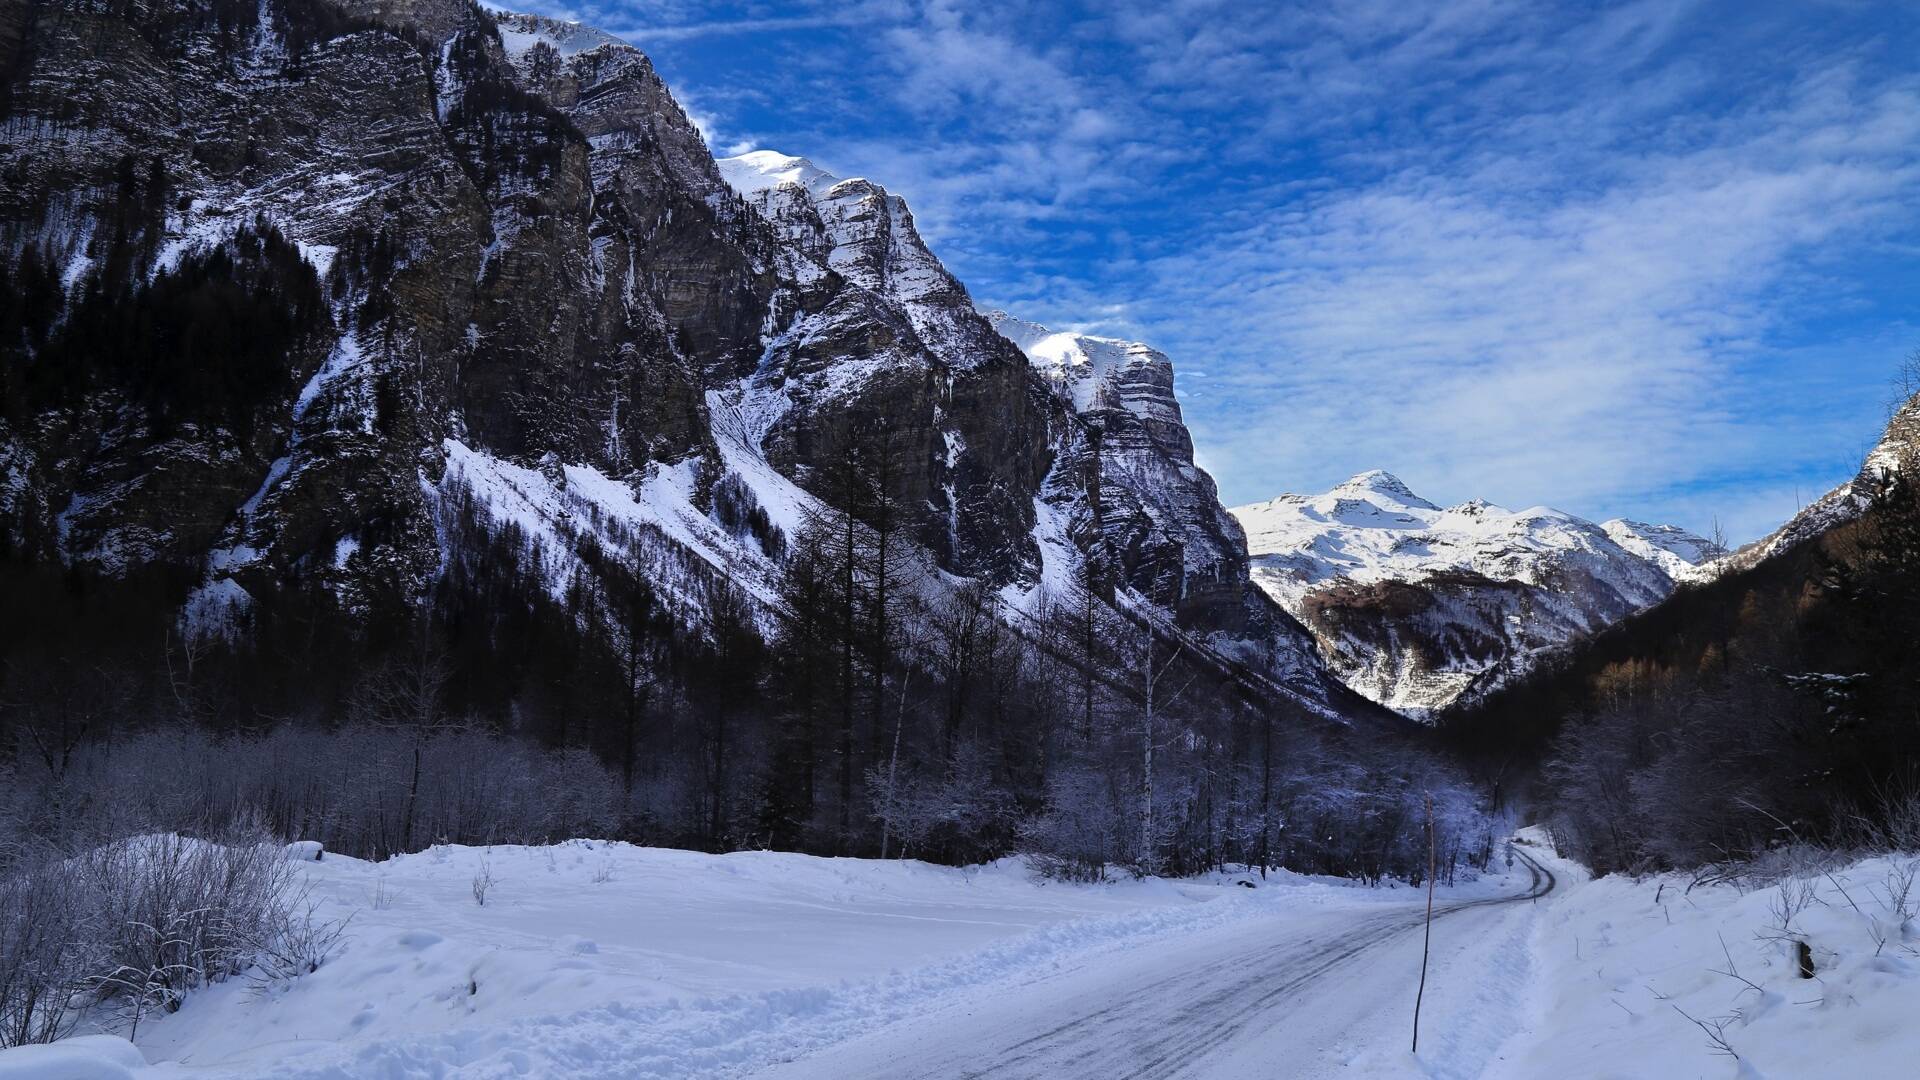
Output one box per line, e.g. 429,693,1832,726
1445,434,1920,874
1,425,1497,886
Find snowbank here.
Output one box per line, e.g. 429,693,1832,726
1491,840,1920,1080
0,1036,146,1080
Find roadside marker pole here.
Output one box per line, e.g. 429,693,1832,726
1412,791,1436,1054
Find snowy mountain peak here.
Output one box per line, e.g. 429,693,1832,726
979,310,1053,353
712,151,1323,684
982,310,1180,423
717,147,1024,376
1601,519,1726,579
1230,476,1723,718
715,149,844,198
1331,470,1436,509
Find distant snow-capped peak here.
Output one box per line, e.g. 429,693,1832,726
1600,519,1725,580
715,150,843,199
1328,469,1436,509
1229,473,1726,718
1231,473,1722,605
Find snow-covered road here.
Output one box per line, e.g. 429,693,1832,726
23,837,1920,1079
762,854,1554,1080
4,843,1561,1079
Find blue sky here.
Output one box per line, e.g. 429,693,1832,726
517,0,1920,543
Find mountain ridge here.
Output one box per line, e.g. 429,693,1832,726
0,0,1366,730
712,148,1353,715
1230,474,1724,718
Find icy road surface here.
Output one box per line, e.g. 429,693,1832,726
760,853,1555,1080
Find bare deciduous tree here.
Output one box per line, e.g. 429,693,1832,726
358,622,456,855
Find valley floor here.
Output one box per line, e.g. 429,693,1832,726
3,834,1917,1078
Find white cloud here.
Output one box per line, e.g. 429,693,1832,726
1132,65,1920,540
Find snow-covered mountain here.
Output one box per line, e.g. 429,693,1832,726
0,1,1359,724
1230,472,1724,718
978,310,1260,632
712,150,1343,710
1599,519,1724,580
985,312,1184,425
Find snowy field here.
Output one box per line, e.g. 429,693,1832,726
4,835,1918,1078
0,842,1443,1078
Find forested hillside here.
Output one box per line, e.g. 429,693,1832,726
1446,396,1920,873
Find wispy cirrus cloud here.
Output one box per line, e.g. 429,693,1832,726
509,0,1920,542
1153,69,1920,539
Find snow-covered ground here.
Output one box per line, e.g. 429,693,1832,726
3,843,1463,1078
1489,833,1920,1080
9,834,1918,1078
761,853,1549,1080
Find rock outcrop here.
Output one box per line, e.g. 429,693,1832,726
1694,392,1920,581
982,311,1253,631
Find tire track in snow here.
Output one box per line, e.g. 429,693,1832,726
790,853,1554,1080
1108,854,1554,1080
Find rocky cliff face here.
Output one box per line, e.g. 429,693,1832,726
981,311,1254,631
1231,472,1724,718
714,151,1340,712
0,1,1043,592
706,148,1053,583
0,2,1352,718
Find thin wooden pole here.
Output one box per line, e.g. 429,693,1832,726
1412,791,1436,1053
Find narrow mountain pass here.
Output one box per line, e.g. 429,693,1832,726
760,853,1555,1080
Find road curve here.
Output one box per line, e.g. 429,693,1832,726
760,848,1555,1080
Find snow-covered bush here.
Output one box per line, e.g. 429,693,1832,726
75,821,295,1035
246,894,350,993
470,856,495,907
0,854,94,1047
0,814,339,1047
868,741,1015,864
3,725,625,864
